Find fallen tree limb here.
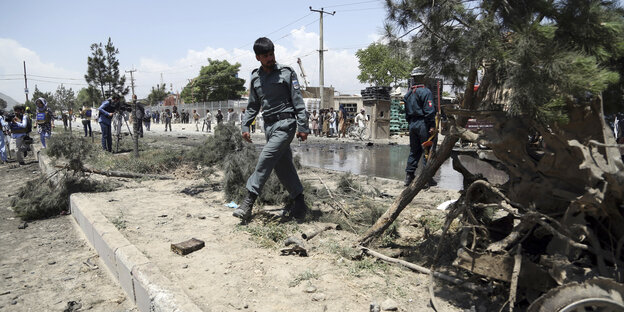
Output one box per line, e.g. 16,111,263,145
55,164,173,180
508,245,522,312
357,135,459,246
359,246,488,293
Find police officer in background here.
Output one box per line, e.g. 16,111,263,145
233,37,310,223
404,69,436,186
98,94,121,152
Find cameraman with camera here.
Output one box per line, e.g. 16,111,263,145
9,105,30,165
97,94,121,152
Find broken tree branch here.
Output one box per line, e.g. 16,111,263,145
55,164,173,180
359,246,488,293
508,245,522,312
357,135,459,246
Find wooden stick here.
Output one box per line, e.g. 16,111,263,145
508,245,522,312
359,246,488,293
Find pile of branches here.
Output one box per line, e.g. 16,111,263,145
12,174,117,220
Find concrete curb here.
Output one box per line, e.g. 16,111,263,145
35,145,202,312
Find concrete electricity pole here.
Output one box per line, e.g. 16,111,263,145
23,61,29,104
126,69,137,97
126,68,138,158
309,7,335,108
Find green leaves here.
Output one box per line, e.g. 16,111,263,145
146,84,168,105
85,38,128,99
181,59,245,103
356,42,412,86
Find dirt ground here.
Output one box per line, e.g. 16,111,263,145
1,121,478,311
0,156,137,311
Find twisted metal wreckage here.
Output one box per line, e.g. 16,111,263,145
357,70,624,311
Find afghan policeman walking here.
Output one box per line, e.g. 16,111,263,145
233,37,310,223
404,70,436,186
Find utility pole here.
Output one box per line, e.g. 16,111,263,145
309,7,335,108
126,68,137,97
126,68,138,158
23,61,29,104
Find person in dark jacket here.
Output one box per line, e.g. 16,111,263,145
404,70,436,186
98,94,120,152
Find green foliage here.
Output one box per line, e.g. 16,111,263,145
92,147,185,174
28,86,56,111
384,0,624,122
85,37,128,99
240,221,299,248
11,175,116,221
348,257,388,277
289,270,319,287
181,59,245,103
76,86,101,108
336,172,362,194
46,133,95,171
54,84,76,111
188,123,245,167
147,84,168,105
356,42,412,86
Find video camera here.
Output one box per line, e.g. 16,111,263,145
2,111,16,122
112,101,133,113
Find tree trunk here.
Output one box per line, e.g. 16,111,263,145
358,134,459,246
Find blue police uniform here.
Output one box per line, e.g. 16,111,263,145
404,84,436,178
98,99,116,152
241,63,310,198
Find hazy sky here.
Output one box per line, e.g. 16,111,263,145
0,0,388,102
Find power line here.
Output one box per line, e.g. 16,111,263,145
323,0,380,8
138,13,319,75
338,7,384,12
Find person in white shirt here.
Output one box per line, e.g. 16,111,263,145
355,109,368,139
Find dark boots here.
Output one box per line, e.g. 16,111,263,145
404,172,415,187
283,193,308,222
233,191,257,222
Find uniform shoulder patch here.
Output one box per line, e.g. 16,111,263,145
428,100,433,107
292,78,300,90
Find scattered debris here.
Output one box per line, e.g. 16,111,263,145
436,199,456,211
158,214,168,218
281,236,308,257
83,256,98,270
63,300,82,312
181,185,206,196
17,222,27,229
171,238,205,256
224,202,239,209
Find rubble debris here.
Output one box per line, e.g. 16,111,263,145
171,238,205,256
281,236,308,257
181,185,206,196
